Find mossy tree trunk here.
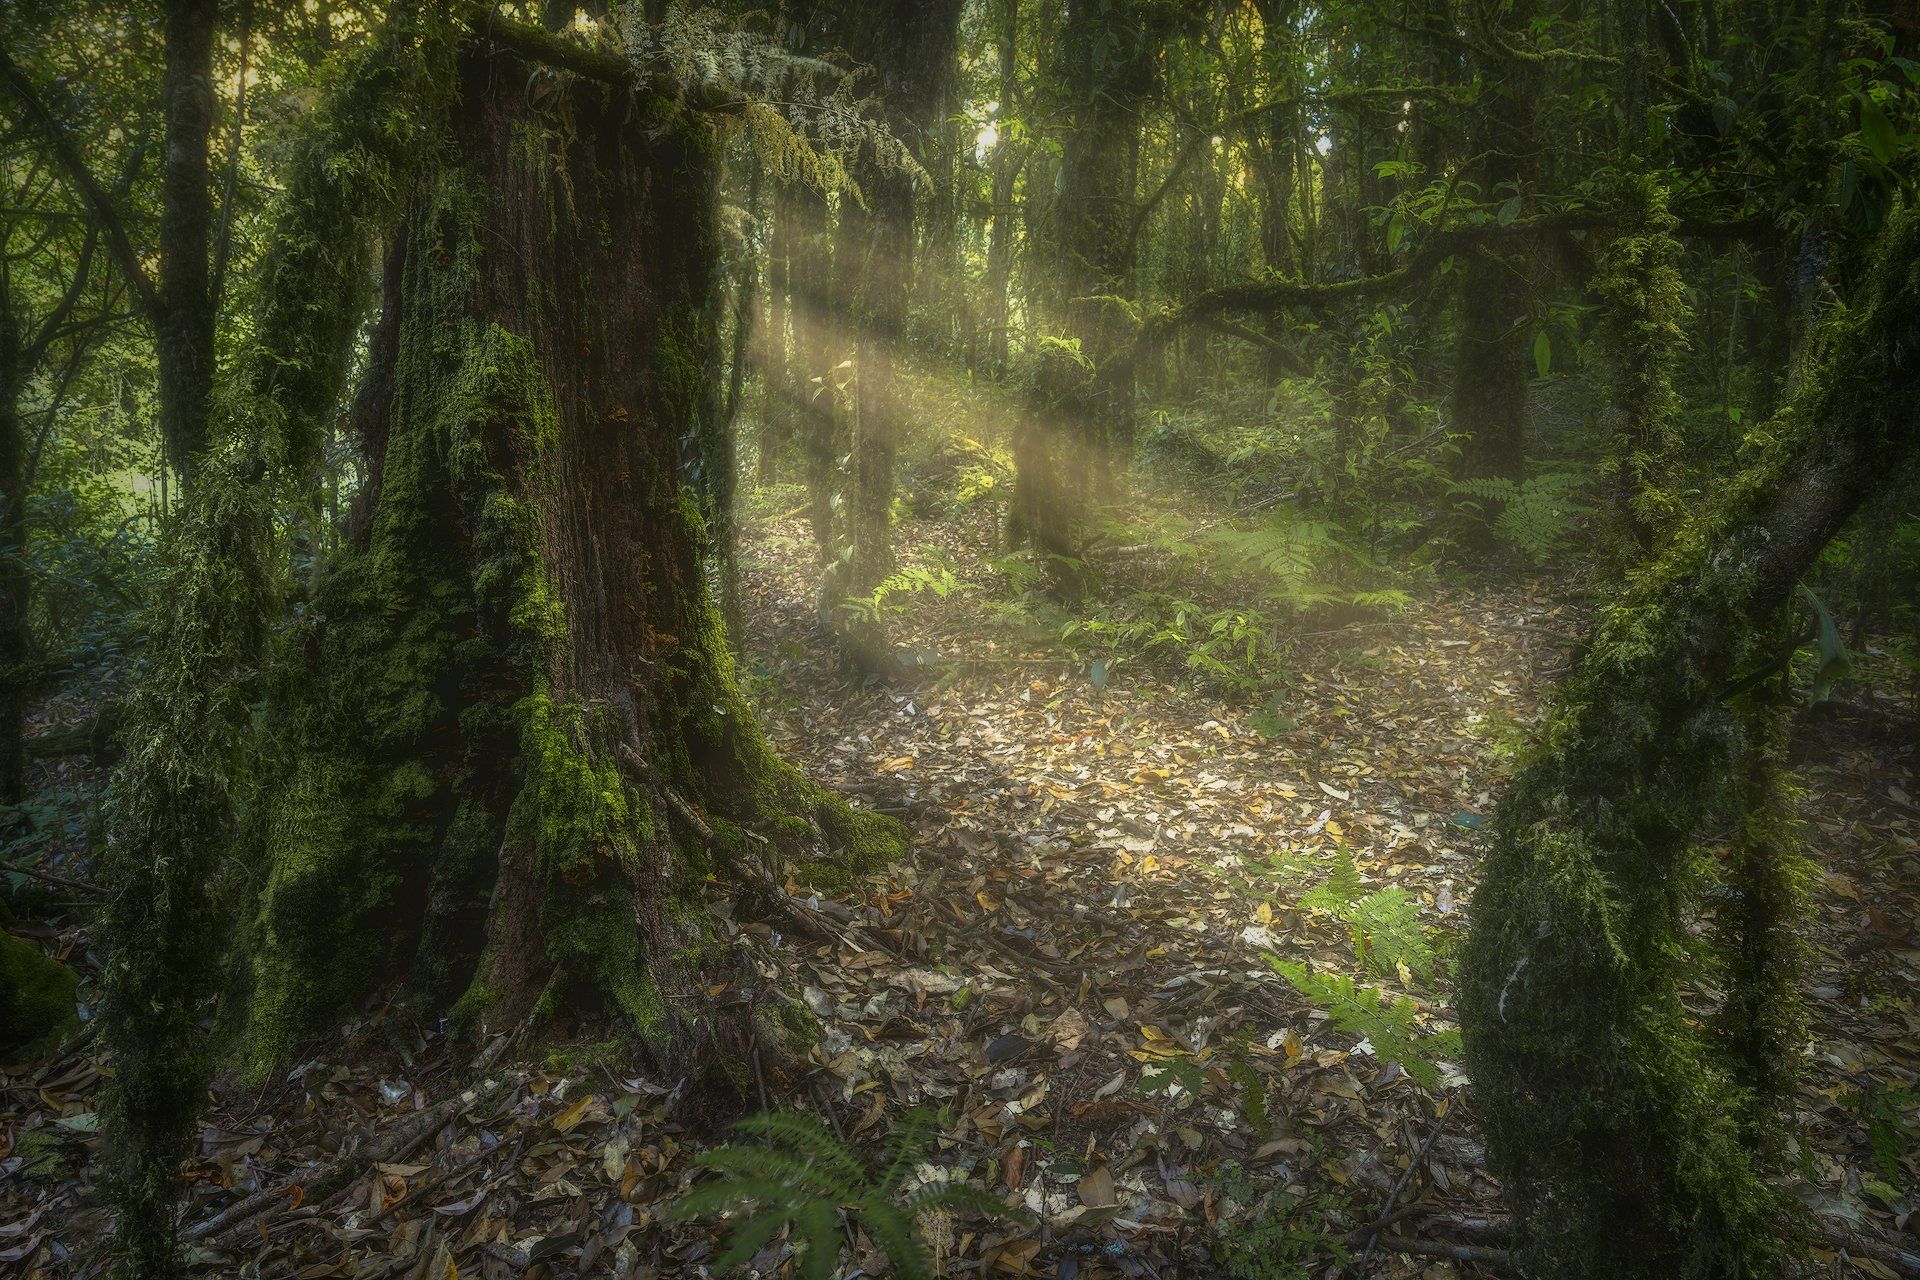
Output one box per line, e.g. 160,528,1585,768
1458,208,1920,1280
240,48,902,1073
1594,175,1689,563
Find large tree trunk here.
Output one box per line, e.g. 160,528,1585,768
239,49,901,1070
980,0,1021,377
1458,208,1920,1280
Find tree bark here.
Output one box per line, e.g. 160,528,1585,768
838,0,964,671
157,0,218,482
1011,0,1169,569
239,47,902,1068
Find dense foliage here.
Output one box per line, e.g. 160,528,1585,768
2,0,1917,1276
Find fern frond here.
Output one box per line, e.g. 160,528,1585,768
734,1111,867,1183
1299,850,1363,913
1270,959,1447,1090
904,1182,1021,1220
1344,887,1434,980
713,1205,794,1271
668,1173,796,1219
795,1196,844,1280
694,1147,853,1202
861,1198,935,1280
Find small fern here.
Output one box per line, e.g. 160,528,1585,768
1270,961,1459,1091
1298,849,1364,914
670,1109,1018,1280
1450,470,1590,561
1297,856,1435,982
837,561,969,624
1342,888,1434,982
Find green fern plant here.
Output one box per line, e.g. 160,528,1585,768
1298,849,1363,914
837,561,969,624
1342,888,1434,982
669,1109,1017,1280
1450,470,1591,561
1297,855,1436,982
1270,961,1459,1091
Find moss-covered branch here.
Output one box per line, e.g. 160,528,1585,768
1594,175,1690,559
1458,205,1920,1279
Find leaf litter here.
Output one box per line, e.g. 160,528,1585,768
2,503,1917,1278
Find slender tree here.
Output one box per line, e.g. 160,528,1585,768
836,0,965,669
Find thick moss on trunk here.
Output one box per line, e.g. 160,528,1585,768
1594,176,1689,561
100,13,460,1272
1458,208,1920,1280
240,50,902,1071
1,931,79,1057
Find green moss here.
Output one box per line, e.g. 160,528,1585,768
0,933,79,1058
240,169,567,1067
776,996,820,1048
1595,176,1690,560
1458,207,1920,1280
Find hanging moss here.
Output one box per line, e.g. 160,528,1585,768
1595,175,1690,560
1458,207,1920,1280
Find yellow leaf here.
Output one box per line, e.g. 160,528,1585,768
553,1094,596,1133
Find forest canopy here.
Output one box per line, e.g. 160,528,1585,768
1,0,1918,1278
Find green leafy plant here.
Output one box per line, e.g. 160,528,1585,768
837,560,970,624
1840,1084,1920,1186
1297,853,1437,983
670,1109,1017,1280
1450,469,1591,561
1270,960,1459,1090
1204,1163,1351,1280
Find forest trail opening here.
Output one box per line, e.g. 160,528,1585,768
4,495,1919,1277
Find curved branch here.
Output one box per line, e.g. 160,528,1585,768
0,45,158,322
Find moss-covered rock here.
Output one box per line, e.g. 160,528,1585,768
1,932,79,1058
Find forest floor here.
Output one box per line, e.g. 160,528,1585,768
4,489,1919,1279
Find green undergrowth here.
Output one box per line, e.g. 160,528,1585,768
0,932,79,1058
